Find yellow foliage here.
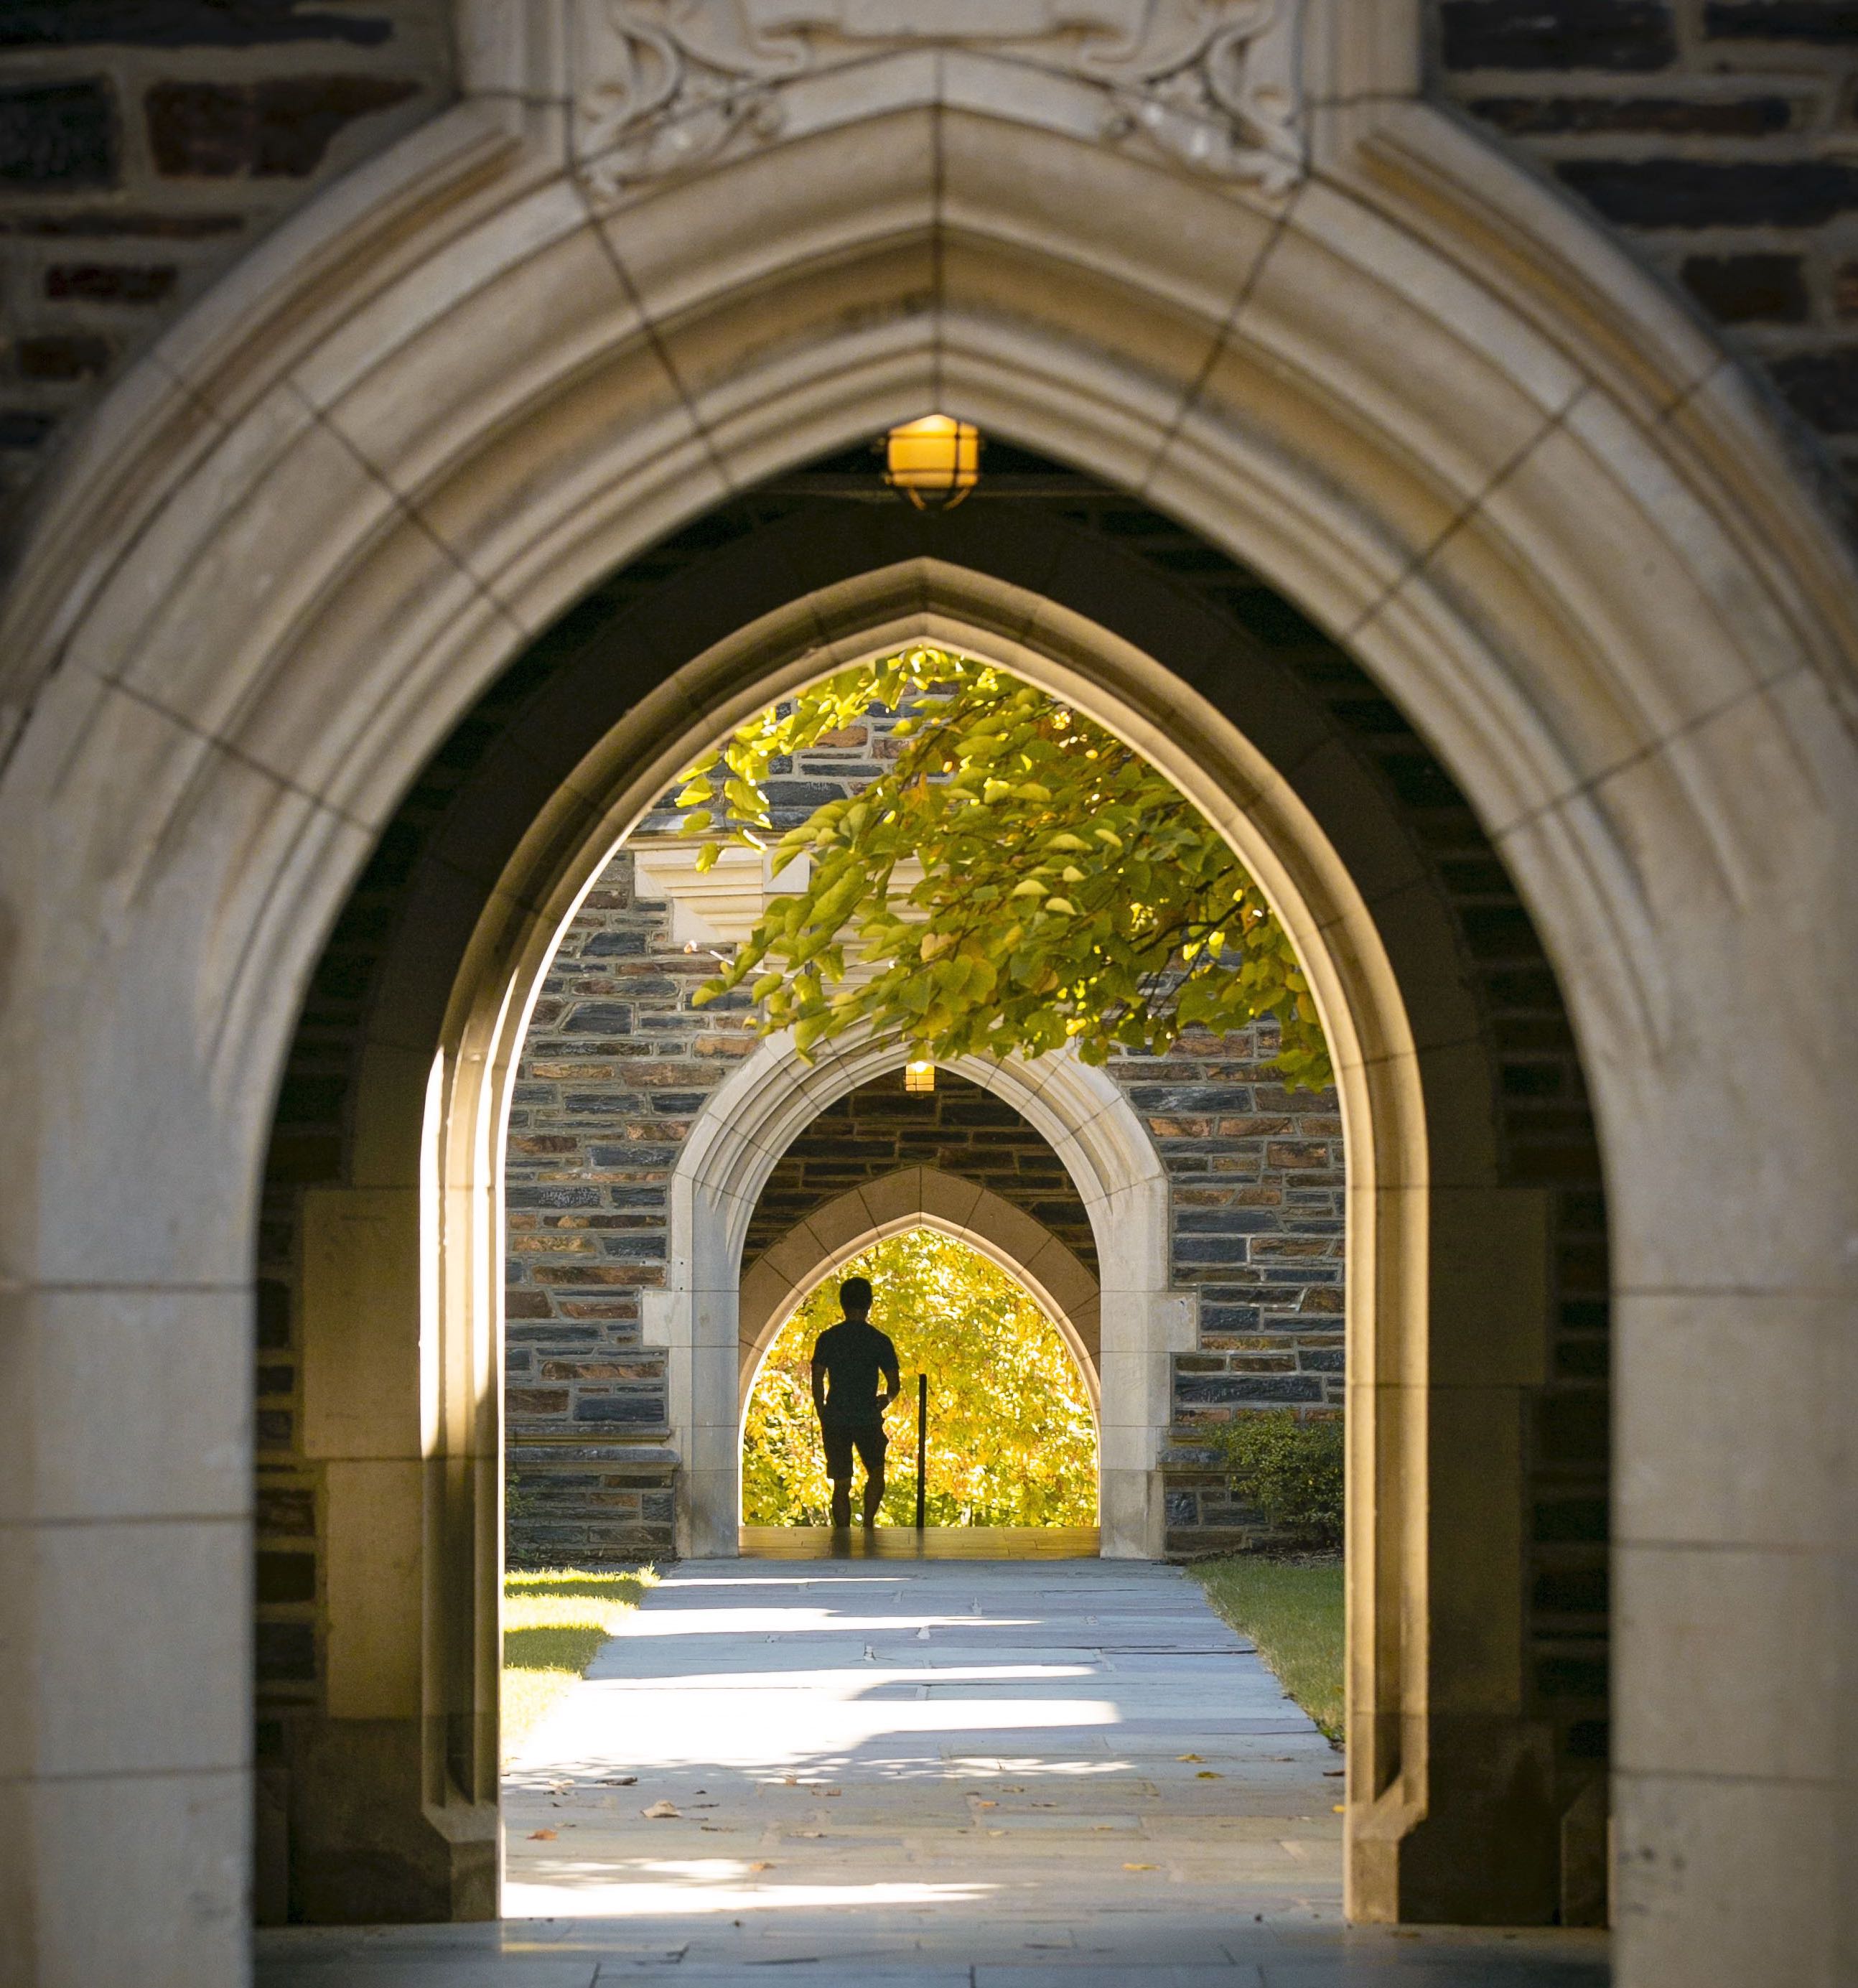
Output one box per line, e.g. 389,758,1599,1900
742,1228,1098,1527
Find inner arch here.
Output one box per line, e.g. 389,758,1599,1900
738,1165,1105,1413
740,1224,1101,1531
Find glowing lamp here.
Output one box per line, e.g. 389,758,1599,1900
883,416,981,510
903,1058,936,1095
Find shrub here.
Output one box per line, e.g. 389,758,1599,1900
1208,1409,1343,1549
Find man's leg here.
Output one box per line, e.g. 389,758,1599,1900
823,1424,853,1528
856,1426,887,1526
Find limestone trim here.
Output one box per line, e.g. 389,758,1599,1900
0,0,1854,1977
644,1027,1173,1558
564,0,1308,200
736,1165,1103,1414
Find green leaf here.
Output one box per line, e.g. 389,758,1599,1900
675,645,1331,1090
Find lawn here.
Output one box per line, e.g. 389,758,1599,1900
503,1566,655,1754
1188,1555,1345,1745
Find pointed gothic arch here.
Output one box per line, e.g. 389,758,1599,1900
737,1167,1103,1415
655,1033,1162,1556
0,6,1852,1983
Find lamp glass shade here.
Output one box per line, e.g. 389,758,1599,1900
903,1059,936,1094
884,416,981,510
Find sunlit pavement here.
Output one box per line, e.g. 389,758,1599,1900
256,1557,1609,1985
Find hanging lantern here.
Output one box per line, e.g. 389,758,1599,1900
903,1058,936,1095
882,415,981,510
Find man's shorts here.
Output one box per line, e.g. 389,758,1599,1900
822,1419,887,1481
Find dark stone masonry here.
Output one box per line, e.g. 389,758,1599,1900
502,711,1346,1564
1439,0,1858,504
0,1,447,554
740,1074,1101,1271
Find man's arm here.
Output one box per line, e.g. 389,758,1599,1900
876,1339,900,1414
811,1340,829,1419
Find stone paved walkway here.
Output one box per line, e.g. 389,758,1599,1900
256,1557,1609,1987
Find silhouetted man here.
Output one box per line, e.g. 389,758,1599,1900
811,1275,900,1529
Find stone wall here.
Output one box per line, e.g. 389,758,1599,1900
0,0,450,563
501,706,1346,1564
1434,0,1858,508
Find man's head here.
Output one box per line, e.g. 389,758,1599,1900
839,1275,873,1318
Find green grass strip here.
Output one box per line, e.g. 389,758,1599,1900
503,1567,655,1754
1188,1555,1345,1745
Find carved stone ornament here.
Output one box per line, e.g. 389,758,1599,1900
570,0,1306,200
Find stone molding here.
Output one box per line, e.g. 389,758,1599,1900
567,0,1307,200
1,1,1856,1977
643,1023,1185,1559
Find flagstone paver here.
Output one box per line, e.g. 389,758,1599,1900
256,1557,1608,1986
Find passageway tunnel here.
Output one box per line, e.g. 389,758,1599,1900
255,458,1610,1936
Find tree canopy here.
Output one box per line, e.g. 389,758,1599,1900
676,649,1331,1088
741,1228,1098,1529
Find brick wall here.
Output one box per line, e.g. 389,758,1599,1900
502,706,1347,1562
1436,0,1858,508
0,0,450,561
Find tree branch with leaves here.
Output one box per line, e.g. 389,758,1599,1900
672,649,1330,1088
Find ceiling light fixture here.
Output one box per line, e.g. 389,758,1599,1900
883,415,981,510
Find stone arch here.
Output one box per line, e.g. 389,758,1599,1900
737,1167,1103,1415
276,559,1460,1923
657,1032,1164,1557
0,6,1852,1983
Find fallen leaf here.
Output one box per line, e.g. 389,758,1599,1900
1323,1769,1345,1778
528,1829,556,1841
1177,1753,1203,1763
1124,1862,1157,1871
796,1828,823,1839
823,1788,842,1797
599,1776,637,1787
748,1861,772,1872
987,1828,1006,1837
642,1801,680,1819
974,1798,996,1809
1332,1803,1347,1814
1196,1770,1222,1780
